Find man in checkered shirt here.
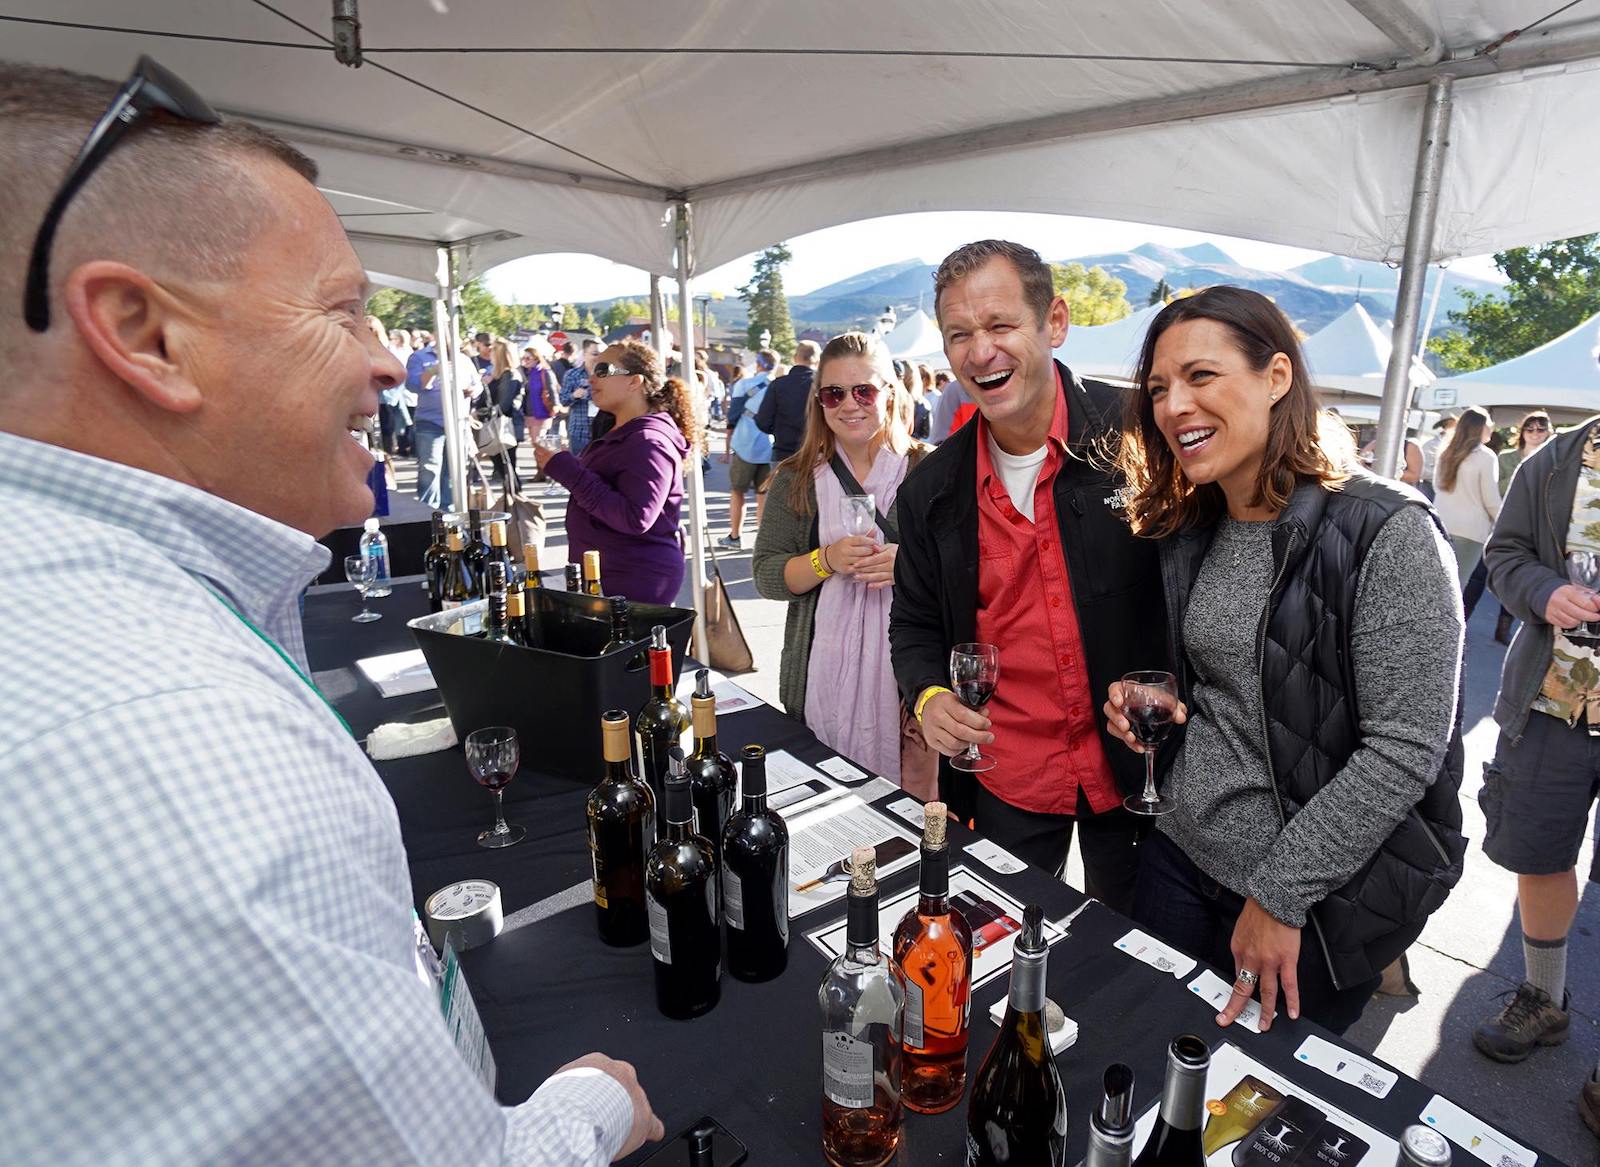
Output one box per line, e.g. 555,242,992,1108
0,61,661,1165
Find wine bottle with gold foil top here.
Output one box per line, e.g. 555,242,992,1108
485,518,512,584
637,625,689,823
819,846,905,1167
439,527,475,610
520,547,545,648
966,905,1067,1165
503,579,529,647
583,549,604,596
685,669,737,861
586,710,655,946
892,802,973,1114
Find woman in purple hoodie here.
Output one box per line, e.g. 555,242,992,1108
534,339,698,605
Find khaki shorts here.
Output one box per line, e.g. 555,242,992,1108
729,454,773,494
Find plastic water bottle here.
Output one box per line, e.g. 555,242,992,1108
361,517,392,597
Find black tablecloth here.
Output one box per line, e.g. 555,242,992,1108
305,583,1564,1166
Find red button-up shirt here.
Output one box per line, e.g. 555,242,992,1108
972,373,1120,816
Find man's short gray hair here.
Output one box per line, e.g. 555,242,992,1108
0,61,318,357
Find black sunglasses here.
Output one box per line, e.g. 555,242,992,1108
24,55,219,332
817,383,881,409
1524,420,1550,431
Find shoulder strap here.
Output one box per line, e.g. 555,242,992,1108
828,453,897,542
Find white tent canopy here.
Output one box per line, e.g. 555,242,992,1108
1300,302,1435,397
5,2,1600,284
883,310,947,366
1053,304,1164,381
1420,311,1600,423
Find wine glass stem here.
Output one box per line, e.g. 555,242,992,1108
492,788,508,835
1142,750,1158,803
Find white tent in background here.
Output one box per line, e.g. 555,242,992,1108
1055,304,1164,381
1301,302,1434,400
883,310,946,366
1420,311,1600,424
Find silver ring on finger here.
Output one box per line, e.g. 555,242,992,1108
1235,969,1259,989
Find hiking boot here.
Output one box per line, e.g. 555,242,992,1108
1471,982,1570,1063
1581,1072,1600,1139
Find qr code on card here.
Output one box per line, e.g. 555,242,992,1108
1496,1156,1520,1167
1358,1072,1386,1094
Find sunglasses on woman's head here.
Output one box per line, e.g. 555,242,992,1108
817,384,881,409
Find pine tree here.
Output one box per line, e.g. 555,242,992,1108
740,244,798,357
1148,278,1174,306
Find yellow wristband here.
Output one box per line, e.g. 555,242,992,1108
809,547,833,579
915,686,953,722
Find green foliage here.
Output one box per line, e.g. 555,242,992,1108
1148,277,1174,306
1050,263,1134,326
366,287,433,331
1427,234,1600,373
740,244,798,357
459,277,519,339
575,309,602,335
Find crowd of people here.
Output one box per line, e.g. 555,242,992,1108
4,56,1597,1166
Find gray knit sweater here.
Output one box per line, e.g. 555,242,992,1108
750,467,820,717
1159,504,1463,927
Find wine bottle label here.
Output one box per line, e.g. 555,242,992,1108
723,869,745,930
821,1031,874,1109
648,895,674,963
590,848,608,909
902,977,925,1049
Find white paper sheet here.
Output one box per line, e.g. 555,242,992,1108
355,649,437,697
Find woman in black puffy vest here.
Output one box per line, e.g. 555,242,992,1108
1101,287,1466,1035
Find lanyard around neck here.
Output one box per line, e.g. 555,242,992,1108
194,579,355,738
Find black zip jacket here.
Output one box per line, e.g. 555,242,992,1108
889,362,1168,820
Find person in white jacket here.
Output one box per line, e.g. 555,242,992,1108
1433,405,1502,609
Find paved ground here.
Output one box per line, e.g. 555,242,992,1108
379,439,1600,1161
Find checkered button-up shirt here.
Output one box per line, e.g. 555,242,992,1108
0,432,632,1166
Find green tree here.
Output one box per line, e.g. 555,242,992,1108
575,308,602,335
1148,278,1174,306
1050,263,1133,326
458,277,518,339
740,243,798,356
1428,234,1600,373
601,298,647,331
366,287,433,331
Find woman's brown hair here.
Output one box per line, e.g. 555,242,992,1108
607,339,703,454
1116,285,1346,538
780,331,915,515
1436,405,1491,493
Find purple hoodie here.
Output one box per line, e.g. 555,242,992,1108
546,410,688,605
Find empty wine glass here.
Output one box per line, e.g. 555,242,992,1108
949,642,1000,773
465,726,526,848
1121,670,1179,816
1566,551,1600,637
841,493,878,539
344,554,381,623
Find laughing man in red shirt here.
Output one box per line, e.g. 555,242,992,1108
889,240,1170,912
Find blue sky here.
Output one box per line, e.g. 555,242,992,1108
485,209,1504,306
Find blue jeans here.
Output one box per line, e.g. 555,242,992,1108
1133,830,1379,1034
413,419,453,510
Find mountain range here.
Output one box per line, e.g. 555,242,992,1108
576,241,1504,340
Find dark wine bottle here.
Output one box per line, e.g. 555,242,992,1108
423,510,448,610
485,518,513,584
645,750,722,1019
685,670,737,860
479,563,517,645
565,562,583,593
966,905,1067,1166
587,709,656,946
721,744,790,982
463,507,489,590
520,548,545,648
439,527,476,610
1084,1064,1137,1167
893,802,973,1115
637,625,689,823
583,548,604,596
504,580,529,647
600,595,636,655
1131,1035,1209,1167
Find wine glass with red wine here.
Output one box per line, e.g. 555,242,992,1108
465,726,526,848
949,642,1000,773
1121,671,1178,816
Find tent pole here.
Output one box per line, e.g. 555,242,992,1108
1416,264,1447,360
650,274,667,358
676,204,710,663
432,245,470,514
1376,77,1452,477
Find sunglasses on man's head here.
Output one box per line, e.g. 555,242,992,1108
817,384,881,409
593,362,637,379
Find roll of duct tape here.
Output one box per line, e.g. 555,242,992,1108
424,879,503,951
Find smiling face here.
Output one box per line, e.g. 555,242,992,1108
588,346,641,413
1147,318,1291,511
816,354,892,450
938,258,1068,451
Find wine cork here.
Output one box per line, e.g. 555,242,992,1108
849,845,876,890
923,802,947,846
